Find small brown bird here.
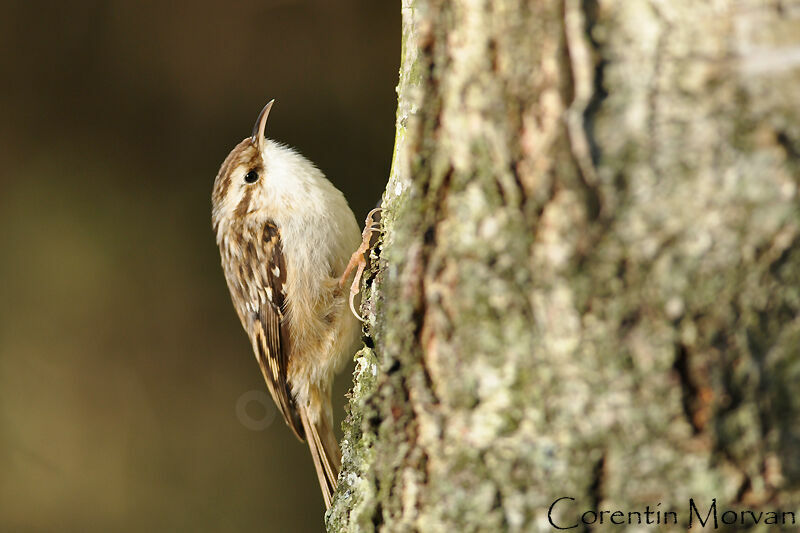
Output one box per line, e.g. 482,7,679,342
211,100,362,508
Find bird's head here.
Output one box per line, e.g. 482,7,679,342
211,100,276,234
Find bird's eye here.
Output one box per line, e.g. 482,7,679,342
244,169,259,183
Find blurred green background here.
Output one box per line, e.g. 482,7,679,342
0,1,398,531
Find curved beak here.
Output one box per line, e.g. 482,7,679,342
251,99,275,152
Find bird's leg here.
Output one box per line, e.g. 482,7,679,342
340,207,382,321
339,207,382,287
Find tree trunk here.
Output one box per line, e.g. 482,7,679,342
328,0,800,531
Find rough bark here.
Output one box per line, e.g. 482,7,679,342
329,1,800,531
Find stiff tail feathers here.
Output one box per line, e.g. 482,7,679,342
299,405,342,509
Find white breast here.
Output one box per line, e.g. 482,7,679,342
257,141,361,326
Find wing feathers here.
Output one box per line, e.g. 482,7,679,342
223,220,304,441
222,219,344,507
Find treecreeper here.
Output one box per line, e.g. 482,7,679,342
211,100,373,508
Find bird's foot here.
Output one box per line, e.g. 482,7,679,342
340,207,382,322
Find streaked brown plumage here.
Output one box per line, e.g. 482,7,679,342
211,101,362,508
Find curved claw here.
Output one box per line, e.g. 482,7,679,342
365,207,382,227
349,280,366,322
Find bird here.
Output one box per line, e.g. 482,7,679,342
211,100,364,508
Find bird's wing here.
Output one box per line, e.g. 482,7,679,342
248,222,304,441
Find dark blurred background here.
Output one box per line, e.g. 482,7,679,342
0,1,398,531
